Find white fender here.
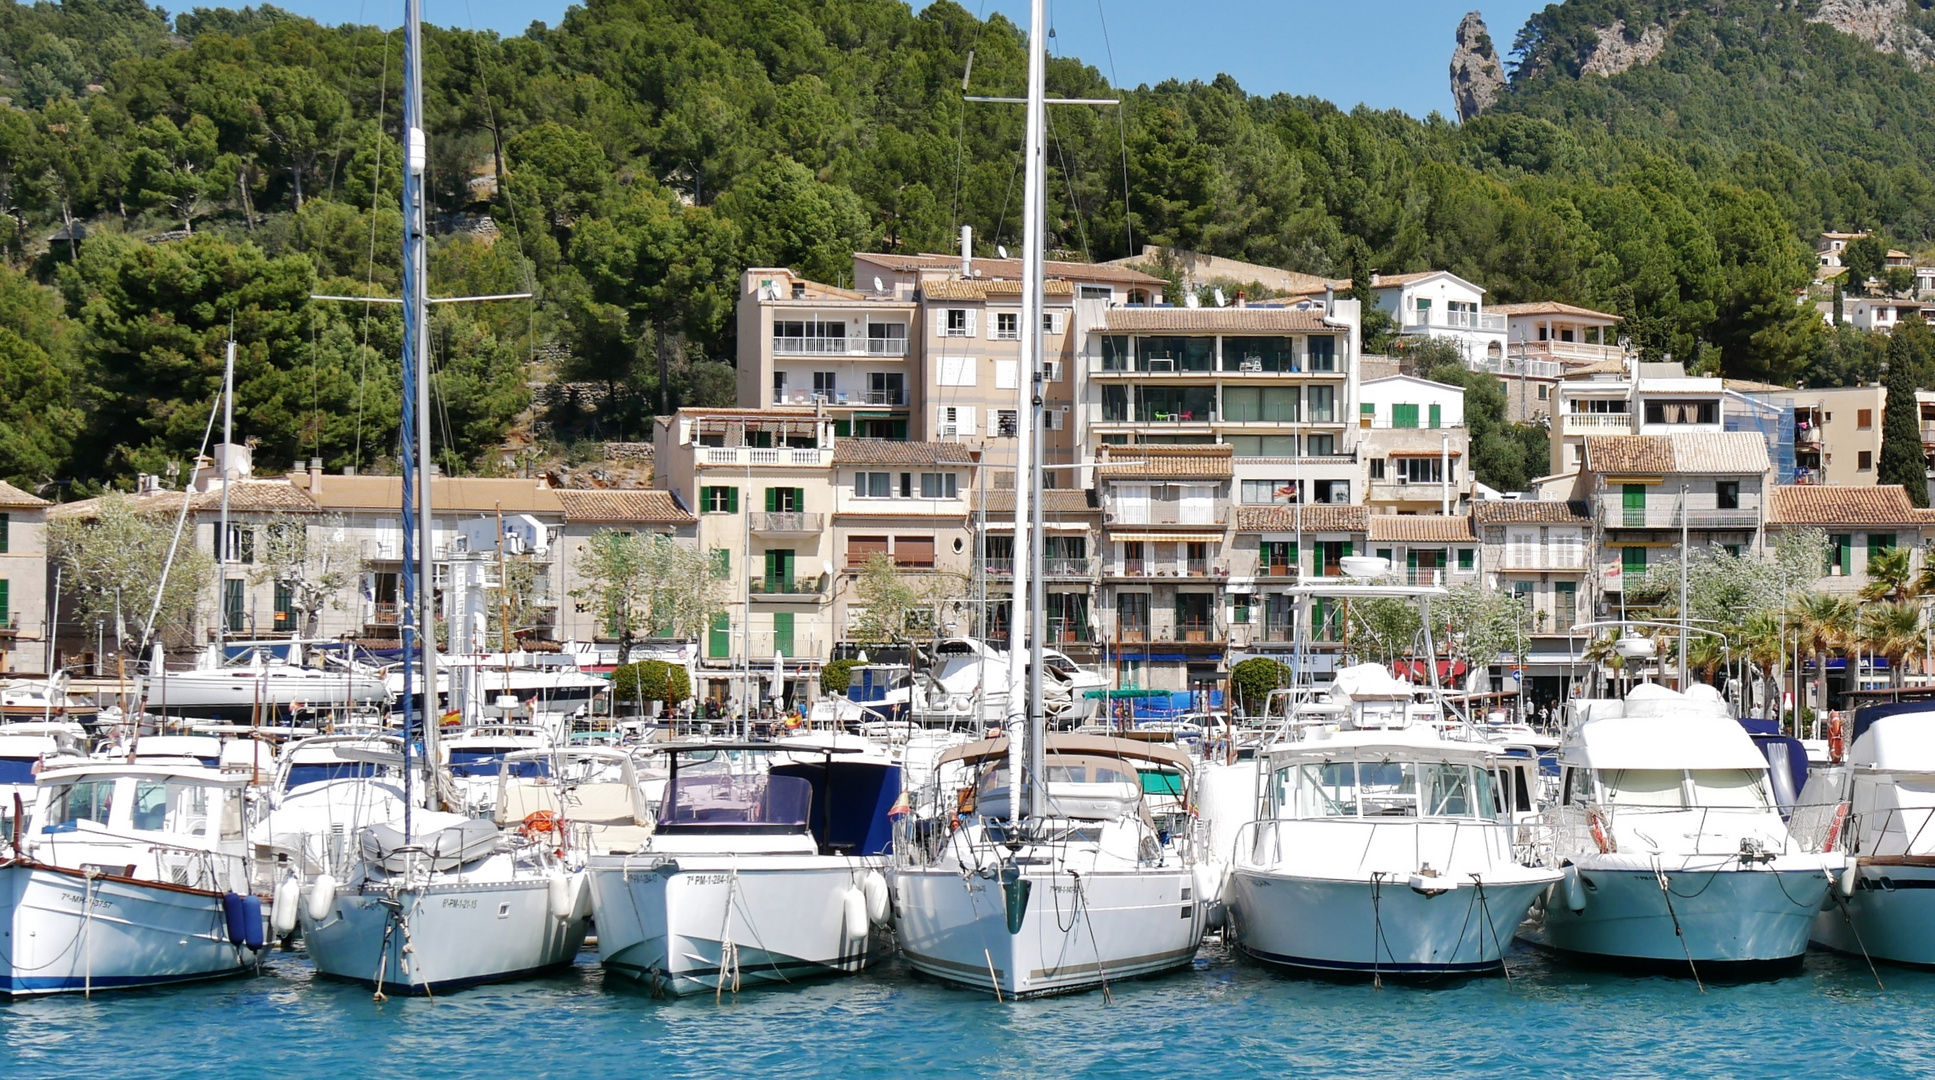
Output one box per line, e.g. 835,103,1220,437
306,873,337,923
861,870,891,927
1562,864,1587,913
271,874,301,935
571,872,594,921
547,870,572,920
843,887,869,939
1840,860,1860,899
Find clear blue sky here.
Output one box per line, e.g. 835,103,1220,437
265,0,1547,118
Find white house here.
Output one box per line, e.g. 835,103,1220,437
1369,271,1506,366
1357,374,1466,430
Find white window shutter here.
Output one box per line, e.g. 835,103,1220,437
966,309,978,337
1049,409,1065,431
987,411,1001,437
959,406,976,437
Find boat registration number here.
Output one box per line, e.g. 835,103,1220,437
684,874,729,886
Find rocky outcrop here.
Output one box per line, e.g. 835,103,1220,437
1579,20,1671,77
1450,11,1507,121
1809,0,1935,68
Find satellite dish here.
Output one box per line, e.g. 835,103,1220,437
1614,636,1657,660
873,275,885,293
997,245,1009,259
1339,555,1391,579
1213,288,1227,308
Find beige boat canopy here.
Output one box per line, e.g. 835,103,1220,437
938,733,1194,773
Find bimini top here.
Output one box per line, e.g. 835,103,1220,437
1851,704,1935,772
939,733,1194,772
1560,686,1766,771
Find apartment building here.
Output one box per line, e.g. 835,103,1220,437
1473,498,1595,707
1730,383,1883,487
828,438,977,651
1549,360,1731,476
0,480,51,675
1091,445,1234,694
1572,432,1771,608
1356,374,1473,514
735,269,918,440
978,488,1101,662
1765,485,1929,598
1491,301,1624,421
1368,271,1506,364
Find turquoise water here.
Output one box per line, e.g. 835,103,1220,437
5,942,1933,1079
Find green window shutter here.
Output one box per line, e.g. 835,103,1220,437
765,487,778,513
0,579,9,626
1869,532,1896,559
1840,536,1853,575
1376,548,1393,562
1622,546,1647,575
1393,403,1418,429
1406,550,1418,572
773,612,795,657
1342,540,1353,558
727,487,739,513
708,612,732,659
1428,403,1441,429
795,488,806,510
1622,485,1646,510
1458,548,1474,571
0,513,8,553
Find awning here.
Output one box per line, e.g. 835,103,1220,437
1385,449,1464,458
986,521,1090,531
1605,475,1664,485
1108,532,1222,543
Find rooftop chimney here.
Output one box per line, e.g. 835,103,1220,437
308,457,323,495
960,225,973,278
1324,285,1334,317
1235,290,1248,309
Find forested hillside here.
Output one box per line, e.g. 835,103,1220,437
0,0,1922,491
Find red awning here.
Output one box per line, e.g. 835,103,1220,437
1392,659,1468,680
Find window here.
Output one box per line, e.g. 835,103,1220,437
944,309,972,337
1859,450,1874,471
49,778,116,828
221,524,254,564
994,312,1020,340
1114,484,1151,524
1042,310,1065,334
935,405,975,437
1307,336,1337,372
1428,403,1442,429
764,487,802,513
1716,481,1740,510
1457,548,1474,571
700,486,739,513
867,371,905,406
1315,540,1353,576
900,472,914,498
1369,459,1386,480
1260,541,1298,576
866,323,907,354
1232,593,1251,624
919,473,959,498
1859,409,1874,429
1306,385,1335,423
1828,534,1852,576
1308,434,1336,457
132,780,210,835
1642,400,1718,425
1397,457,1448,484
1555,581,1577,630
1223,386,1301,423
273,582,295,632
772,371,788,402
996,410,1019,438
895,536,936,567
938,356,976,386
0,513,7,553
1118,592,1150,637
1314,478,1349,503
763,549,796,591
1241,479,1300,505
847,535,889,567
0,578,8,627
853,472,892,498
1079,285,1112,300
1392,403,1419,429
708,612,731,659
813,371,838,398
1869,533,1897,560
1537,385,1549,401
1621,546,1648,577
224,578,245,633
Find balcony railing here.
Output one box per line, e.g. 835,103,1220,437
1107,622,1226,644
700,447,832,468
749,512,823,534
1256,564,1300,580
772,389,907,407
1597,501,1761,530
1102,504,1229,526
369,602,400,626
1524,340,1623,364
1560,412,1633,434
772,335,908,357
748,573,828,597
1402,309,1506,333
1109,560,1230,579
1474,355,1562,379
984,557,1096,578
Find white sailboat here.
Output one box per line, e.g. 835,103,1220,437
297,0,585,993
886,0,1204,998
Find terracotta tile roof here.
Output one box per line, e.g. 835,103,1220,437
1094,444,1233,479
50,481,320,519
831,440,977,466
1472,499,1592,525
1723,379,1792,394
1235,505,1368,533
0,480,51,508
1487,301,1620,321
919,279,1074,300
1099,307,1335,333
1370,270,1484,291
855,252,1165,285
1367,514,1476,543
1582,433,1770,475
556,489,695,525
981,489,1095,516
289,474,566,515
1768,485,1925,526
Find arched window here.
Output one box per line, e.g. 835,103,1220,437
1487,341,1502,359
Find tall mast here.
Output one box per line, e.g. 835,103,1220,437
400,0,439,825
1003,0,1048,824
216,338,235,656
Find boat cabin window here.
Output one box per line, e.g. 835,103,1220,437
447,750,549,779
284,761,384,791
1561,767,1591,806
1043,757,1139,786
656,773,812,829
47,778,116,828
1277,761,1498,820
131,780,211,835
1596,768,1772,810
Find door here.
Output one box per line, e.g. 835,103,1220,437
708,613,731,659
772,612,795,658
1392,403,1419,429
1622,484,1646,527
764,550,795,592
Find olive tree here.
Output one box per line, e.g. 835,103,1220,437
47,493,213,651
571,530,724,663
246,513,362,637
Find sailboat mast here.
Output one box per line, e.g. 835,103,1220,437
1006,0,1049,823
399,0,440,824
216,339,235,657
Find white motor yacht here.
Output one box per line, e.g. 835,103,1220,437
147,642,389,722
1226,663,1560,977
586,738,899,996
249,733,417,885
892,734,1206,998
1793,701,1935,964
0,762,266,994
1522,682,1841,974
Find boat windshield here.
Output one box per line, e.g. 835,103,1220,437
284,761,386,791
656,773,812,829
130,780,211,835
1275,760,1499,820
1597,768,1772,810
47,778,116,829
447,749,548,779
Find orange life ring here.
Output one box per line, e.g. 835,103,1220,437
1829,716,1846,764
1823,802,1849,853
520,810,564,841
1588,808,1616,855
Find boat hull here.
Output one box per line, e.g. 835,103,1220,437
587,854,892,997
1812,861,1935,966
893,863,1202,999
1227,870,1552,976
1522,860,1827,970
0,863,259,995
302,877,586,994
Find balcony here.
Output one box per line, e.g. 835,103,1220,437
749,512,823,535
1102,504,1230,527
1596,500,1760,530
1107,560,1230,579
700,446,833,468
772,335,907,357
1559,412,1634,436
772,389,907,407
1474,355,1561,379
1255,564,1301,581
1523,340,1623,364
984,557,1096,578
747,573,828,600
1401,309,1506,333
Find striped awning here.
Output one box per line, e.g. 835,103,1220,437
1108,532,1223,543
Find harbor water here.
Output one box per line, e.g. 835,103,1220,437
6,939,1933,1078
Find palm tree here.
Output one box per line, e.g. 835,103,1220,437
1861,601,1927,688
1581,630,1627,697
1789,592,1856,719
1739,611,1787,722
1862,545,1915,603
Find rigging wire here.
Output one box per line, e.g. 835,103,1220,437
1093,0,1134,256
948,0,994,241
352,27,397,473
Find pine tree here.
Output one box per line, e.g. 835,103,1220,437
1878,324,1930,507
